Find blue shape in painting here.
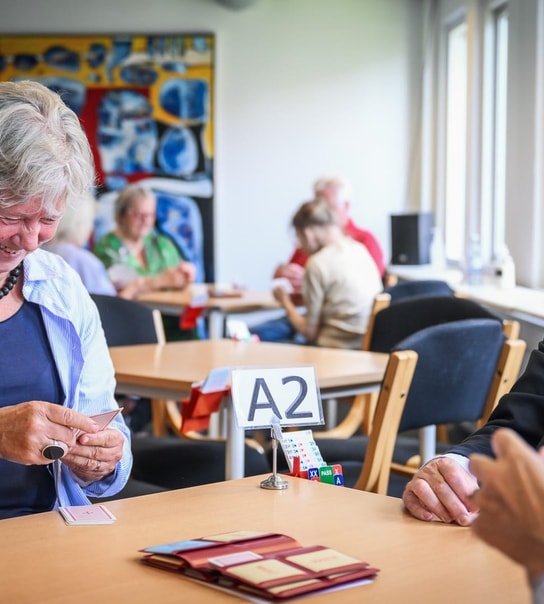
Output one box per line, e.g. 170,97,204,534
145,36,187,74
159,78,207,121
97,90,158,174
161,61,187,75
13,54,38,71
192,37,209,53
158,126,198,177
120,64,158,87
155,192,204,283
106,38,132,82
43,46,80,72
87,43,107,69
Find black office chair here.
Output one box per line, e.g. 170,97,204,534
383,279,455,303
91,293,165,434
323,294,521,439
89,479,168,503
365,296,524,439
130,436,271,489
315,318,524,497
90,293,165,347
367,295,504,353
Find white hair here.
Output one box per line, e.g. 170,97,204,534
0,80,94,212
313,175,352,201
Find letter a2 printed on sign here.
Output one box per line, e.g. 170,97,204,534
230,366,323,429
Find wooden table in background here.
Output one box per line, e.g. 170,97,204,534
137,287,280,339
2,475,528,603
109,339,389,479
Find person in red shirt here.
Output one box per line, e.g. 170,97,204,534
273,176,385,293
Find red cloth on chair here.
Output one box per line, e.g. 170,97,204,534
179,305,205,330
180,385,229,434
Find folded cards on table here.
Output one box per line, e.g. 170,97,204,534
139,530,378,600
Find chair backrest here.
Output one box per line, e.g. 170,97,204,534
353,349,418,494
392,318,506,432
383,279,455,303
361,292,392,351
90,294,165,346
91,294,173,437
367,295,503,353
476,336,526,426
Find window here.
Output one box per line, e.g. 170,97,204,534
481,3,509,261
439,3,509,267
443,21,468,263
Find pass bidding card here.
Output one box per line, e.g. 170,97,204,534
59,504,116,525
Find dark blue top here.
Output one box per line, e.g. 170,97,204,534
0,302,64,519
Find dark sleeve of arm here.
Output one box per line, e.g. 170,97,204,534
448,338,544,458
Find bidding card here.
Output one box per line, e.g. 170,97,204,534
279,429,325,471
74,409,121,438
59,504,116,525
271,277,294,294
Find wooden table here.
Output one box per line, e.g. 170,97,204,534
2,475,528,603
109,339,388,479
137,287,280,338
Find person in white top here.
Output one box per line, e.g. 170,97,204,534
270,196,383,349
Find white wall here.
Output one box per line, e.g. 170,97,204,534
0,0,421,289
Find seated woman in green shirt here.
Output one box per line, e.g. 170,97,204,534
93,184,197,339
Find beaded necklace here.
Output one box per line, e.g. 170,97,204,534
0,263,22,300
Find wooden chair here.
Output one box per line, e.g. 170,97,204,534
475,336,526,427
365,295,522,444
317,318,525,493
317,294,523,440
352,350,417,494
396,332,526,473
269,349,417,495
388,319,525,475
322,284,454,439
360,292,392,352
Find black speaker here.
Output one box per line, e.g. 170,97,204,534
390,212,433,265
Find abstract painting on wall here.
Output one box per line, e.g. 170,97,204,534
0,33,215,281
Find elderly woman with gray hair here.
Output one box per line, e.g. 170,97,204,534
0,80,132,519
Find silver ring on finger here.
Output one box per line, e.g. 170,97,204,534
41,440,67,461
95,459,102,472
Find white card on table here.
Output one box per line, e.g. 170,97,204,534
59,504,116,525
